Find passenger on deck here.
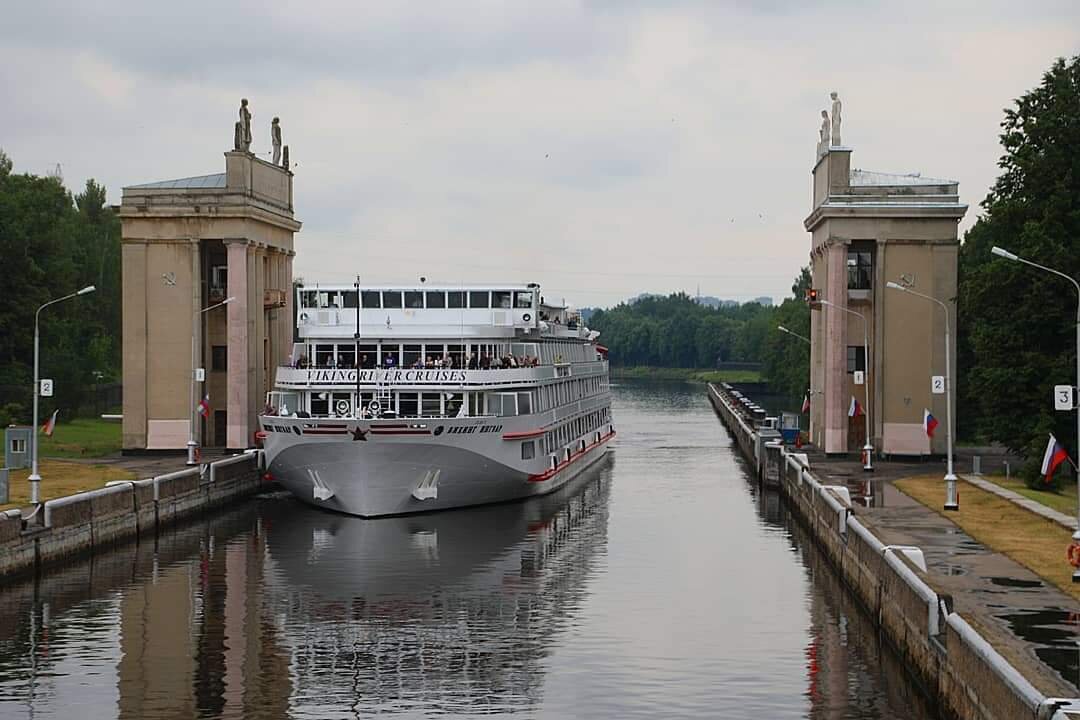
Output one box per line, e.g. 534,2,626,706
480,354,491,370
384,354,396,368
443,355,454,368
467,353,478,370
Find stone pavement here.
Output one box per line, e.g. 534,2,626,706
800,448,1080,697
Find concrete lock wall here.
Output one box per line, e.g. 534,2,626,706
0,453,263,579
707,383,1064,720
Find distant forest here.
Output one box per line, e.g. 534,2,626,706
588,267,812,399
0,150,122,426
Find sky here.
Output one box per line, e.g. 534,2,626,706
2,1,1078,308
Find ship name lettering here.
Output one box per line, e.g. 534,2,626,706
307,369,468,384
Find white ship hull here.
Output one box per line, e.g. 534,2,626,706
261,416,615,517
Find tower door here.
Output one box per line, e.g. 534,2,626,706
847,414,865,452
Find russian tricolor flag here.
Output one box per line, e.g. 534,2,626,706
1041,434,1070,484
923,409,939,438
848,396,863,417
802,394,810,414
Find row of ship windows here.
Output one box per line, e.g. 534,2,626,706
291,340,595,369
269,375,608,419
299,289,535,311
529,406,612,460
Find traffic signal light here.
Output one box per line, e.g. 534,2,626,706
806,288,821,306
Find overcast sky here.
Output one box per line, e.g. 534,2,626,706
3,1,1078,307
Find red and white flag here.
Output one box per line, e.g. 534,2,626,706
848,396,863,417
1040,433,1069,484
40,409,59,437
801,394,811,413
923,409,939,438
197,394,211,419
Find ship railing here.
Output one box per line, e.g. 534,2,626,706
273,362,607,389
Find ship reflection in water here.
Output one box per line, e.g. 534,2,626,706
261,466,613,715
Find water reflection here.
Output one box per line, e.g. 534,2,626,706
0,381,947,719
260,466,612,716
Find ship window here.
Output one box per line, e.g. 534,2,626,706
421,393,442,417
448,291,465,308
517,392,532,415
342,291,358,308
403,344,422,368
358,345,377,368
426,291,446,308
337,345,356,368
492,291,511,309
469,291,490,308
445,393,464,417
405,291,424,308
300,290,318,308
381,345,400,368
398,393,419,417
521,441,535,460
311,393,329,416
361,291,381,308
447,344,464,367
315,344,335,368
514,291,533,309
383,291,403,308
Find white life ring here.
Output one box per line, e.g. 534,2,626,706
335,399,351,415
368,400,381,414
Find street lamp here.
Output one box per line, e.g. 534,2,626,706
991,245,1080,580
886,281,958,510
188,296,235,465
820,299,873,470
29,285,96,504
777,325,811,344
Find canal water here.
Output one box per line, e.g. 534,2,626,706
0,381,940,719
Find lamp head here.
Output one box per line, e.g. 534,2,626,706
777,325,789,333
77,285,96,295
885,281,905,291
223,296,237,304
991,246,1019,261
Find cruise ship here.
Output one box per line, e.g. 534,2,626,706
258,283,614,516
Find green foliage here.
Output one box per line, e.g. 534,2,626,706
957,55,1080,481
589,267,811,398
0,150,121,424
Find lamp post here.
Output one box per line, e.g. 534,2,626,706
885,281,958,510
820,299,873,470
29,285,96,504
778,324,814,442
188,296,235,465
991,245,1080,580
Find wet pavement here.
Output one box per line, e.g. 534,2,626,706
795,447,1080,696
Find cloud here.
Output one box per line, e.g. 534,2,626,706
2,1,1078,306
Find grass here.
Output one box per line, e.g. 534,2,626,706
611,366,762,384
1,459,135,511
982,474,1078,518
894,474,1080,602
35,417,122,459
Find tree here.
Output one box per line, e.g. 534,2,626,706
957,55,1080,483
0,151,121,424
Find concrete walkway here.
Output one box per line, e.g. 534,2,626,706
797,451,1080,697
962,473,1077,531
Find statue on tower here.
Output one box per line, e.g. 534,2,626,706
238,98,252,153
818,109,830,157
271,117,282,165
830,91,842,146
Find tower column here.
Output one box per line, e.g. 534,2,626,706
226,238,250,449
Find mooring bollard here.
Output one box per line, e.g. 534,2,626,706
972,455,982,475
